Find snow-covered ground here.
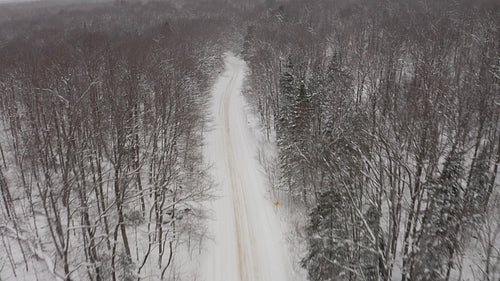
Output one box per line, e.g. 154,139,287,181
200,53,294,281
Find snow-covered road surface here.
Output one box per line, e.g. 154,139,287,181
201,53,291,281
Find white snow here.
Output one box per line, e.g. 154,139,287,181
200,53,293,281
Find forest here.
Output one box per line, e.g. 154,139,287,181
0,1,234,280
242,0,500,280
0,0,499,280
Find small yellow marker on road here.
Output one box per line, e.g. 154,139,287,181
274,201,280,206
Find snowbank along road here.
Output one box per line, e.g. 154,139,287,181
202,53,291,281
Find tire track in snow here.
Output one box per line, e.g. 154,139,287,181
222,67,251,281
222,66,263,281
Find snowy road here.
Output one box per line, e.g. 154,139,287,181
202,54,290,281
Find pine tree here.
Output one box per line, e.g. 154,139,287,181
278,56,296,121
412,150,464,281
241,26,254,61
362,205,387,281
464,148,490,227
290,81,313,202
278,57,300,197
302,190,350,281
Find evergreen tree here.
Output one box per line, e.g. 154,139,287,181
278,56,296,121
412,150,464,281
362,205,387,281
302,190,350,281
277,57,301,198
464,148,490,227
241,25,254,61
